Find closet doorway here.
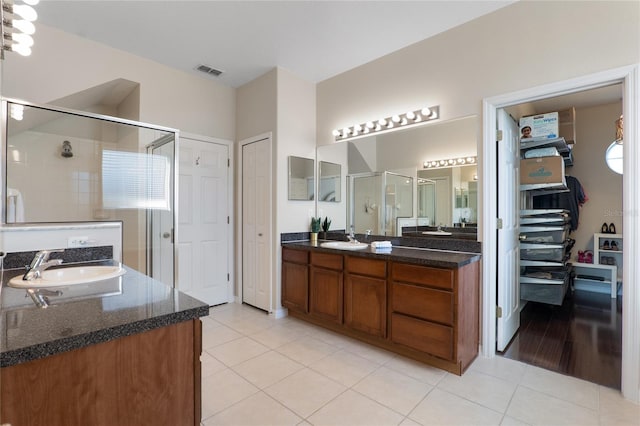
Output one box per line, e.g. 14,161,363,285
482,65,640,402
499,86,624,388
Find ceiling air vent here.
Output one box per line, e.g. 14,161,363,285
195,64,224,77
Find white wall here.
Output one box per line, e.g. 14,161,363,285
2,24,235,139
317,2,638,147
0,222,123,262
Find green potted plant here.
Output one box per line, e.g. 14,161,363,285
310,217,321,244
321,216,331,239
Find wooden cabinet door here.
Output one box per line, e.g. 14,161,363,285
344,274,387,338
310,266,343,324
282,261,309,313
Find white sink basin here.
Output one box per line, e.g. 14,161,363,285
422,231,453,236
320,241,369,251
9,265,126,289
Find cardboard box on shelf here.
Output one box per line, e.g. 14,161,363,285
520,156,565,185
520,112,559,139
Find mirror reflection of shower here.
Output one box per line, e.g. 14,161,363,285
348,171,413,236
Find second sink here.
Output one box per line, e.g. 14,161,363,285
320,241,369,251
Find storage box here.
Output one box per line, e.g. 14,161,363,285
520,156,565,185
557,107,576,143
520,112,559,139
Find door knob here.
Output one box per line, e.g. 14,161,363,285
519,234,526,241
163,232,171,239
258,233,263,237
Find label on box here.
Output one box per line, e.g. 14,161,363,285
520,112,559,139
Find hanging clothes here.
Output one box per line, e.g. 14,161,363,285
533,175,588,231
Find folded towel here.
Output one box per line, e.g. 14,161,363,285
372,246,392,253
371,241,392,248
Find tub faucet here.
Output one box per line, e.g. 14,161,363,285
23,249,64,280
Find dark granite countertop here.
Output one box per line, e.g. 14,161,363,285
0,261,209,367
282,240,481,269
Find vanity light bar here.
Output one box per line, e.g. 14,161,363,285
333,106,439,142
423,155,477,169
1,0,39,59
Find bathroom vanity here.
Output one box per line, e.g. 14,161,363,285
282,241,481,375
0,262,209,426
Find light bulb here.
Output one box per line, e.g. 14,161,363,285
11,32,33,47
401,118,408,125
378,118,387,126
10,43,31,56
12,4,38,21
363,127,369,134
387,122,394,129
421,107,431,117
406,111,416,120
342,128,350,137
366,121,375,129
391,115,401,123
10,104,23,120
12,19,36,35
332,129,340,137
354,124,362,132
448,159,455,165
22,0,40,5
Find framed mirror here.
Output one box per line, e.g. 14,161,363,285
288,156,315,200
318,161,341,202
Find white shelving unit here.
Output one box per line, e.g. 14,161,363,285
572,232,623,298
573,262,618,298
593,233,623,276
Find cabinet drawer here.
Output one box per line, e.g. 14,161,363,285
391,313,453,360
311,251,343,270
282,247,309,264
391,282,453,325
391,262,453,290
345,256,386,278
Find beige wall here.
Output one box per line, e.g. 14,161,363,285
236,67,316,311
317,1,640,146
2,24,235,139
569,102,623,259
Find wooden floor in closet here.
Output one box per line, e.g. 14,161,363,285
501,289,622,389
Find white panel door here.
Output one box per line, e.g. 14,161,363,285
178,137,229,306
242,138,271,311
496,108,521,351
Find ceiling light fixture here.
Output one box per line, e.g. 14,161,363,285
423,155,477,169
1,0,39,59
333,106,440,142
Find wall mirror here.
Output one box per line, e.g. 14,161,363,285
288,156,315,200
417,165,478,227
316,115,478,240
2,100,177,284
318,161,341,202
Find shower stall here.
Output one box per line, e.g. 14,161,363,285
347,171,413,236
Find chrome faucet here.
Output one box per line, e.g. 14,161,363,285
23,249,64,280
347,225,358,243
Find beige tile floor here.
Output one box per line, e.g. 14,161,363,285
201,303,639,426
